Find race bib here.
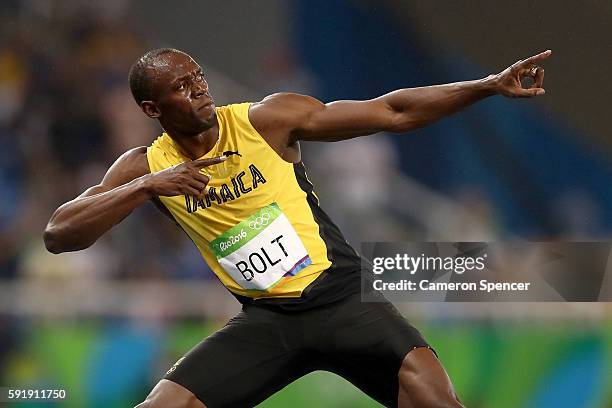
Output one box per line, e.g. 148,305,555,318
209,203,312,291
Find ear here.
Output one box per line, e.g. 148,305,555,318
141,101,161,118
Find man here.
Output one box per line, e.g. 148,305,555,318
44,48,550,407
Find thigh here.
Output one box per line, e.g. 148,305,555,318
165,306,312,408
322,294,433,408
135,379,205,408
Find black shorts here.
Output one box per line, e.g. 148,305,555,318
164,291,432,408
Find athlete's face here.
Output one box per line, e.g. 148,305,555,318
143,52,216,134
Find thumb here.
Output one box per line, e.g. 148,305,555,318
516,87,546,98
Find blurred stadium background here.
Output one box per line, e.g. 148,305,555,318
0,1,611,407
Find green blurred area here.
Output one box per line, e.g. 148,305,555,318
1,320,611,407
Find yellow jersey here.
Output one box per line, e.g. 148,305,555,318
146,102,362,307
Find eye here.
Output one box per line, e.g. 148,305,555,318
176,82,186,91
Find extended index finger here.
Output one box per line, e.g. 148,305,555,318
192,156,228,168
520,49,552,66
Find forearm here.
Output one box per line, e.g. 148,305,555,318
44,176,153,253
382,75,498,132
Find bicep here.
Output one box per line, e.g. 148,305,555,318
297,97,398,141
252,92,398,143
77,146,150,199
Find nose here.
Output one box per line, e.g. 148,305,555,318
192,80,208,98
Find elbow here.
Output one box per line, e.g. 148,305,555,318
43,226,66,254
43,225,88,254
389,119,425,134
386,111,420,133
388,122,416,134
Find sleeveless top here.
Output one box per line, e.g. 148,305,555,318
146,102,362,309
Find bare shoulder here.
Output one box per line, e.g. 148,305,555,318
103,146,150,184
255,92,322,108
248,93,325,153
249,93,324,130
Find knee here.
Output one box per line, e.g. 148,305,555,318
134,379,206,408
134,398,157,408
398,348,464,408
399,370,463,407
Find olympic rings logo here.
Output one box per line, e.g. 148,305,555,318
249,212,271,230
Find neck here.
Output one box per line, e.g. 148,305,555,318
166,121,219,160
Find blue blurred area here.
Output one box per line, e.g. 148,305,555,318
293,0,612,236
525,338,606,408
85,325,160,407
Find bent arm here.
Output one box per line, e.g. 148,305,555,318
44,147,152,253
306,77,497,141
252,79,495,143
249,50,550,144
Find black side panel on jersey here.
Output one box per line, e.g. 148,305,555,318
292,161,363,272
236,162,363,311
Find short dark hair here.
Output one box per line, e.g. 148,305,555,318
128,48,184,104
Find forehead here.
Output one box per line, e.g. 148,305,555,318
149,52,201,84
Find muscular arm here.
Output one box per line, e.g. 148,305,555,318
43,147,152,253
250,50,550,147
44,147,226,254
